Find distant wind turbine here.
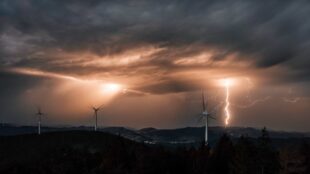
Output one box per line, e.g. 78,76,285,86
35,107,45,135
91,104,104,131
198,91,218,145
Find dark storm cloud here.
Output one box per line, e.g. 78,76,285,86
0,0,310,131
137,78,203,94
1,0,310,91
0,70,44,123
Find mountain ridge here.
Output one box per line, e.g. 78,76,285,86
1,124,309,147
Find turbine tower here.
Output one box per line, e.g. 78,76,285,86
35,107,44,135
199,91,216,145
92,104,104,131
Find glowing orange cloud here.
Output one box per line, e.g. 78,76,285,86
8,67,125,111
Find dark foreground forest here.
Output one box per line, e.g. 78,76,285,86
0,128,309,174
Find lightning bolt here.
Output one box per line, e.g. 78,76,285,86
282,87,301,103
233,96,271,109
224,83,231,126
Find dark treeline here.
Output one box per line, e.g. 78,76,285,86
0,128,309,174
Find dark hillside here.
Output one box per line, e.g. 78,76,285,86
0,131,150,174
0,130,309,174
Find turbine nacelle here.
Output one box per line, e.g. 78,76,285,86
36,107,44,116
202,111,209,116
92,107,100,112
35,107,45,135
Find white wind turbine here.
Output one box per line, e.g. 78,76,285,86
91,104,104,131
198,91,218,145
35,107,45,135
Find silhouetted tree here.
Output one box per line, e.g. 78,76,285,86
232,136,260,174
299,140,310,174
209,133,234,174
257,127,280,174
189,144,211,174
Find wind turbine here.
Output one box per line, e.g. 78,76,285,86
35,107,44,135
198,91,217,145
91,104,104,131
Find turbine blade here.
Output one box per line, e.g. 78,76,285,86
98,103,105,109
210,102,223,114
202,91,206,112
197,115,204,124
208,115,216,120
196,113,206,124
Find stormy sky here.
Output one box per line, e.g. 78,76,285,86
0,0,309,131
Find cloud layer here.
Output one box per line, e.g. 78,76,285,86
1,0,310,87
0,0,309,130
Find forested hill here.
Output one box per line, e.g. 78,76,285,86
1,124,309,147
0,130,309,174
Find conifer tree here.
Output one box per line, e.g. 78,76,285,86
257,127,280,174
